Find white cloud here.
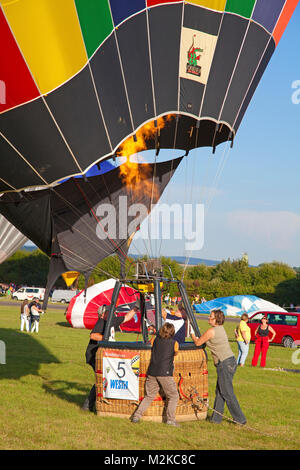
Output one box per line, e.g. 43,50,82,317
227,210,300,250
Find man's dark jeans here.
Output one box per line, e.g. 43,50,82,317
82,361,96,412
211,356,246,425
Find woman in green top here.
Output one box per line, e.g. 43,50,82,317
191,309,246,425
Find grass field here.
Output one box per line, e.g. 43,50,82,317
0,303,299,450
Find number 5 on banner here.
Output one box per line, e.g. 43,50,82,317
103,350,140,401
117,361,126,379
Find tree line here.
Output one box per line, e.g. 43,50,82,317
1,249,299,306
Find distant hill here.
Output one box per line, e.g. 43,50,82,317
129,253,220,266
22,245,220,266
169,256,221,266
22,245,36,252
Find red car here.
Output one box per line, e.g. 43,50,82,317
248,312,300,348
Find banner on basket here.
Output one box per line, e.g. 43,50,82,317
103,350,140,400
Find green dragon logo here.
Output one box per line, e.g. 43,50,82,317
187,34,203,77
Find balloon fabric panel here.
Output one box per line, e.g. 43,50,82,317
188,0,227,11
147,0,181,7
109,0,146,26
252,0,286,34
225,0,255,18
0,194,52,256
219,22,272,127
0,134,45,192
273,0,299,45
115,12,155,130
75,0,114,58
0,8,39,114
147,4,182,116
90,34,134,150
0,216,28,264
200,14,249,121
44,66,112,170
0,98,82,187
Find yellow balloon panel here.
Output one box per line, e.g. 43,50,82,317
187,0,227,11
1,0,87,94
62,271,80,287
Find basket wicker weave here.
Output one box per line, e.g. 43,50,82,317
95,344,208,422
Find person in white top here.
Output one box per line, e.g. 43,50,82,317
20,300,30,332
30,298,43,333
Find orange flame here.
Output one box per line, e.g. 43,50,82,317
117,115,174,202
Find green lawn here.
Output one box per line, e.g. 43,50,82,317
0,304,299,450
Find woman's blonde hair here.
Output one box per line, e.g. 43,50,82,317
159,322,175,339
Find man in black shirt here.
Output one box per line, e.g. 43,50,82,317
82,304,139,412
28,297,43,331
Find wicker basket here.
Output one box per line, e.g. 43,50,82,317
95,343,208,422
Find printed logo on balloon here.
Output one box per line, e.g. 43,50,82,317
186,35,203,78
180,28,218,85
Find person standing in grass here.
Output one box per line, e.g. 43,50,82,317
20,300,30,332
191,309,246,425
251,316,276,368
235,314,251,367
131,322,180,427
30,298,43,333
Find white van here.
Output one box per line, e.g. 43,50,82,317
13,287,45,301
51,289,78,303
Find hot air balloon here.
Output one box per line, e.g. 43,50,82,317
193,295,287,316
0,0,298,295
0,215,27,264
66,278,143,330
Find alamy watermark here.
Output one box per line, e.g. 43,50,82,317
95,197,204,251
0,80,6,105
291,340,300,365
291,80,300,104
0,340,6,364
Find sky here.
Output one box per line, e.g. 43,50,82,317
131,4,300,268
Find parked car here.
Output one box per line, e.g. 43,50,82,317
51,289,78,303
248,311,300,348
12,287,45,301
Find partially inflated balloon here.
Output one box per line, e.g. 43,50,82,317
0,215,27,263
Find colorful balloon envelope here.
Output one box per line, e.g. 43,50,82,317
66,278,143,331
0,0,298,192
193,295,287,316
